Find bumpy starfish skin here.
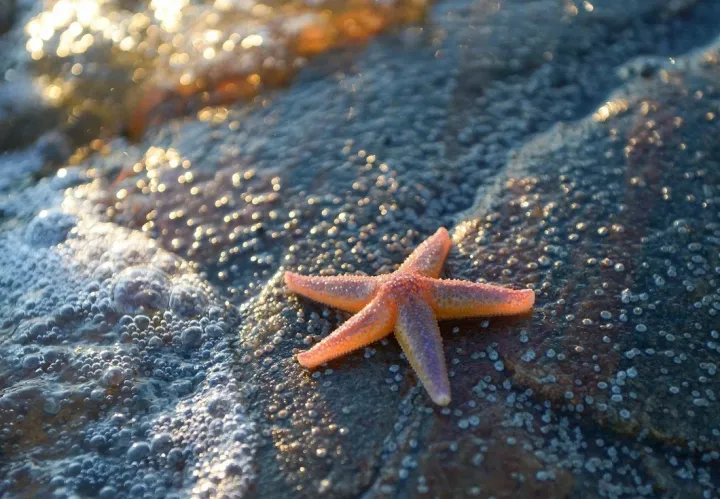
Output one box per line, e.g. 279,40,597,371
285,227,535,406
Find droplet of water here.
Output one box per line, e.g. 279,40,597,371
113,267,170,314
169,285,208,318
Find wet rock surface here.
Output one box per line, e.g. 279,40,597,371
1,0,720,497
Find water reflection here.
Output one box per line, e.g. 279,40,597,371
21,0,429,144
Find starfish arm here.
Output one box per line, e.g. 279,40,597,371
394,296,451,406
297,296,396,368
398,227,452,278
426,278,535,319
285,272,379,313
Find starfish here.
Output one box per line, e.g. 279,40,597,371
285,227,535,405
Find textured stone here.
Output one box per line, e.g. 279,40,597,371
1,0,720,497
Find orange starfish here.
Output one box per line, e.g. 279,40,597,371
285,228,535,405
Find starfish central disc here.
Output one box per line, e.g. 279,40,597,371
285,227,535,406
382,272,424,298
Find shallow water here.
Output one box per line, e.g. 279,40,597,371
1,0,720,497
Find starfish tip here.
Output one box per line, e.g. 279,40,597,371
284,270,300,288
296,351,317,369
435,227,450,242
431,392,451,406
519,288,536,311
